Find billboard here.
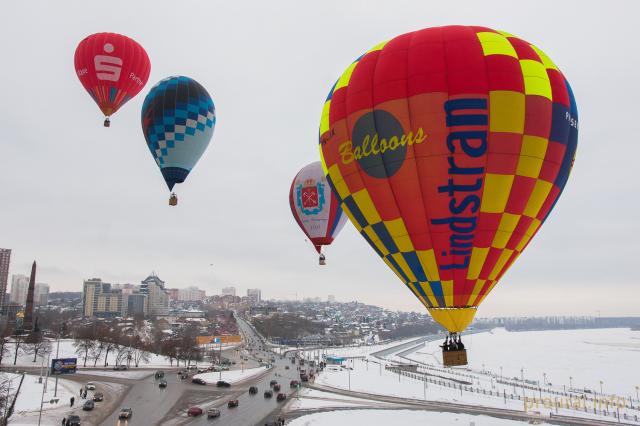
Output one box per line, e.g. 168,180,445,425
196,335,242,345
51,358,77,375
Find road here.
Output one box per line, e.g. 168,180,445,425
180,317,307,426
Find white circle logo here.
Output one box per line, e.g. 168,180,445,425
103,43,114,53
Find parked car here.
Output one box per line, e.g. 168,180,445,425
92,392,104,402
187,406,203,417
119,408,133,419
66,415,81,426
113,364,127,371
273,384,281,391
187,365,198,370
290,380,299,388
249,386,258,394
85,382,96,390
159,380,167,388
264,390,273,398
227,399,239,408
285,366,290,370
276,393,287,402
300,374,309,382
207,408,221,418
154,371,164,379
82,400,94,411
197,368,207,374
216,380,231,388
192,378,206,385
269,380,278,387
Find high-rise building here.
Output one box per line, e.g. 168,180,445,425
166,288,180,301
127,293,148,316
10,274,29,305
35,283,49,306
178,286,206,302
0,249,11,308
221,286,236,297
83,278,124,318
140,274,169,316
247,288,261,304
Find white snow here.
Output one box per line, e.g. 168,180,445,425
405,328,640,399
192,366,269,384
287,409,543,426
311,328,640,425
76,370,153,380
286,389,397,410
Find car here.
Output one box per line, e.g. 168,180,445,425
159,380,167,388
269,380,278,387
207,408,221,418
154,371,164,379
66,415,81,426
197,368,207,374
119,408,133,419
285,366,290,370
249,386,258,394
187,365,198,370
276,393,287,402
85,382,96,390
290,380,299,388
264,390,273,398
216,380,231,388
82,400,94,411
187,406,203,417
192,378,206,385
227,399,239,408
113,364,128,371
273,384,281,391
92,392,104,402
300,374,308,382
221,366,230,371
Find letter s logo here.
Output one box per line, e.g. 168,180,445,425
94,43,122,82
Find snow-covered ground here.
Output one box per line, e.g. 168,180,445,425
311,328,640,425
298,336,428,361
2,373,76,425
406,328,640,399
287,389,397,410
76,369,153,380
192,365,269,384
3,339,174,368
287,409,543,426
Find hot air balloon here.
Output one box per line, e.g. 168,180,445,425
74,32,151,127
290,161,348,265
318,25,578,365
141,76,215,206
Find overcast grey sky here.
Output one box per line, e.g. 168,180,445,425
1,0,638,317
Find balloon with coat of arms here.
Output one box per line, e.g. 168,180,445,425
318,25,578,345
289,161,348,265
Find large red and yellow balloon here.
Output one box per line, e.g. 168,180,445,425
319,26,578,333
74,33,151,126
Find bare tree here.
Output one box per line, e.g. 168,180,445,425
89,340,105,367
0,325,12,366
24,332,52,363
12,332,26,365
73,327,96,367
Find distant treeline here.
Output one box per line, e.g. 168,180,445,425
475,316,640,332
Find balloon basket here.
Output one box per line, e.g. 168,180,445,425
104,117,110,127
443,349,467,367
319,255,326,266
169,193,178,206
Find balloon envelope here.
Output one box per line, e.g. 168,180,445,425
141,76,215,191
318,25,578,332
74,32,150,121
290,161,347,255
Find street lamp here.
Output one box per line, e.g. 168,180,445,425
569,376,573,390
500,366,503,378
543,372,547,386
599,380,604,395
636,385,639,401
